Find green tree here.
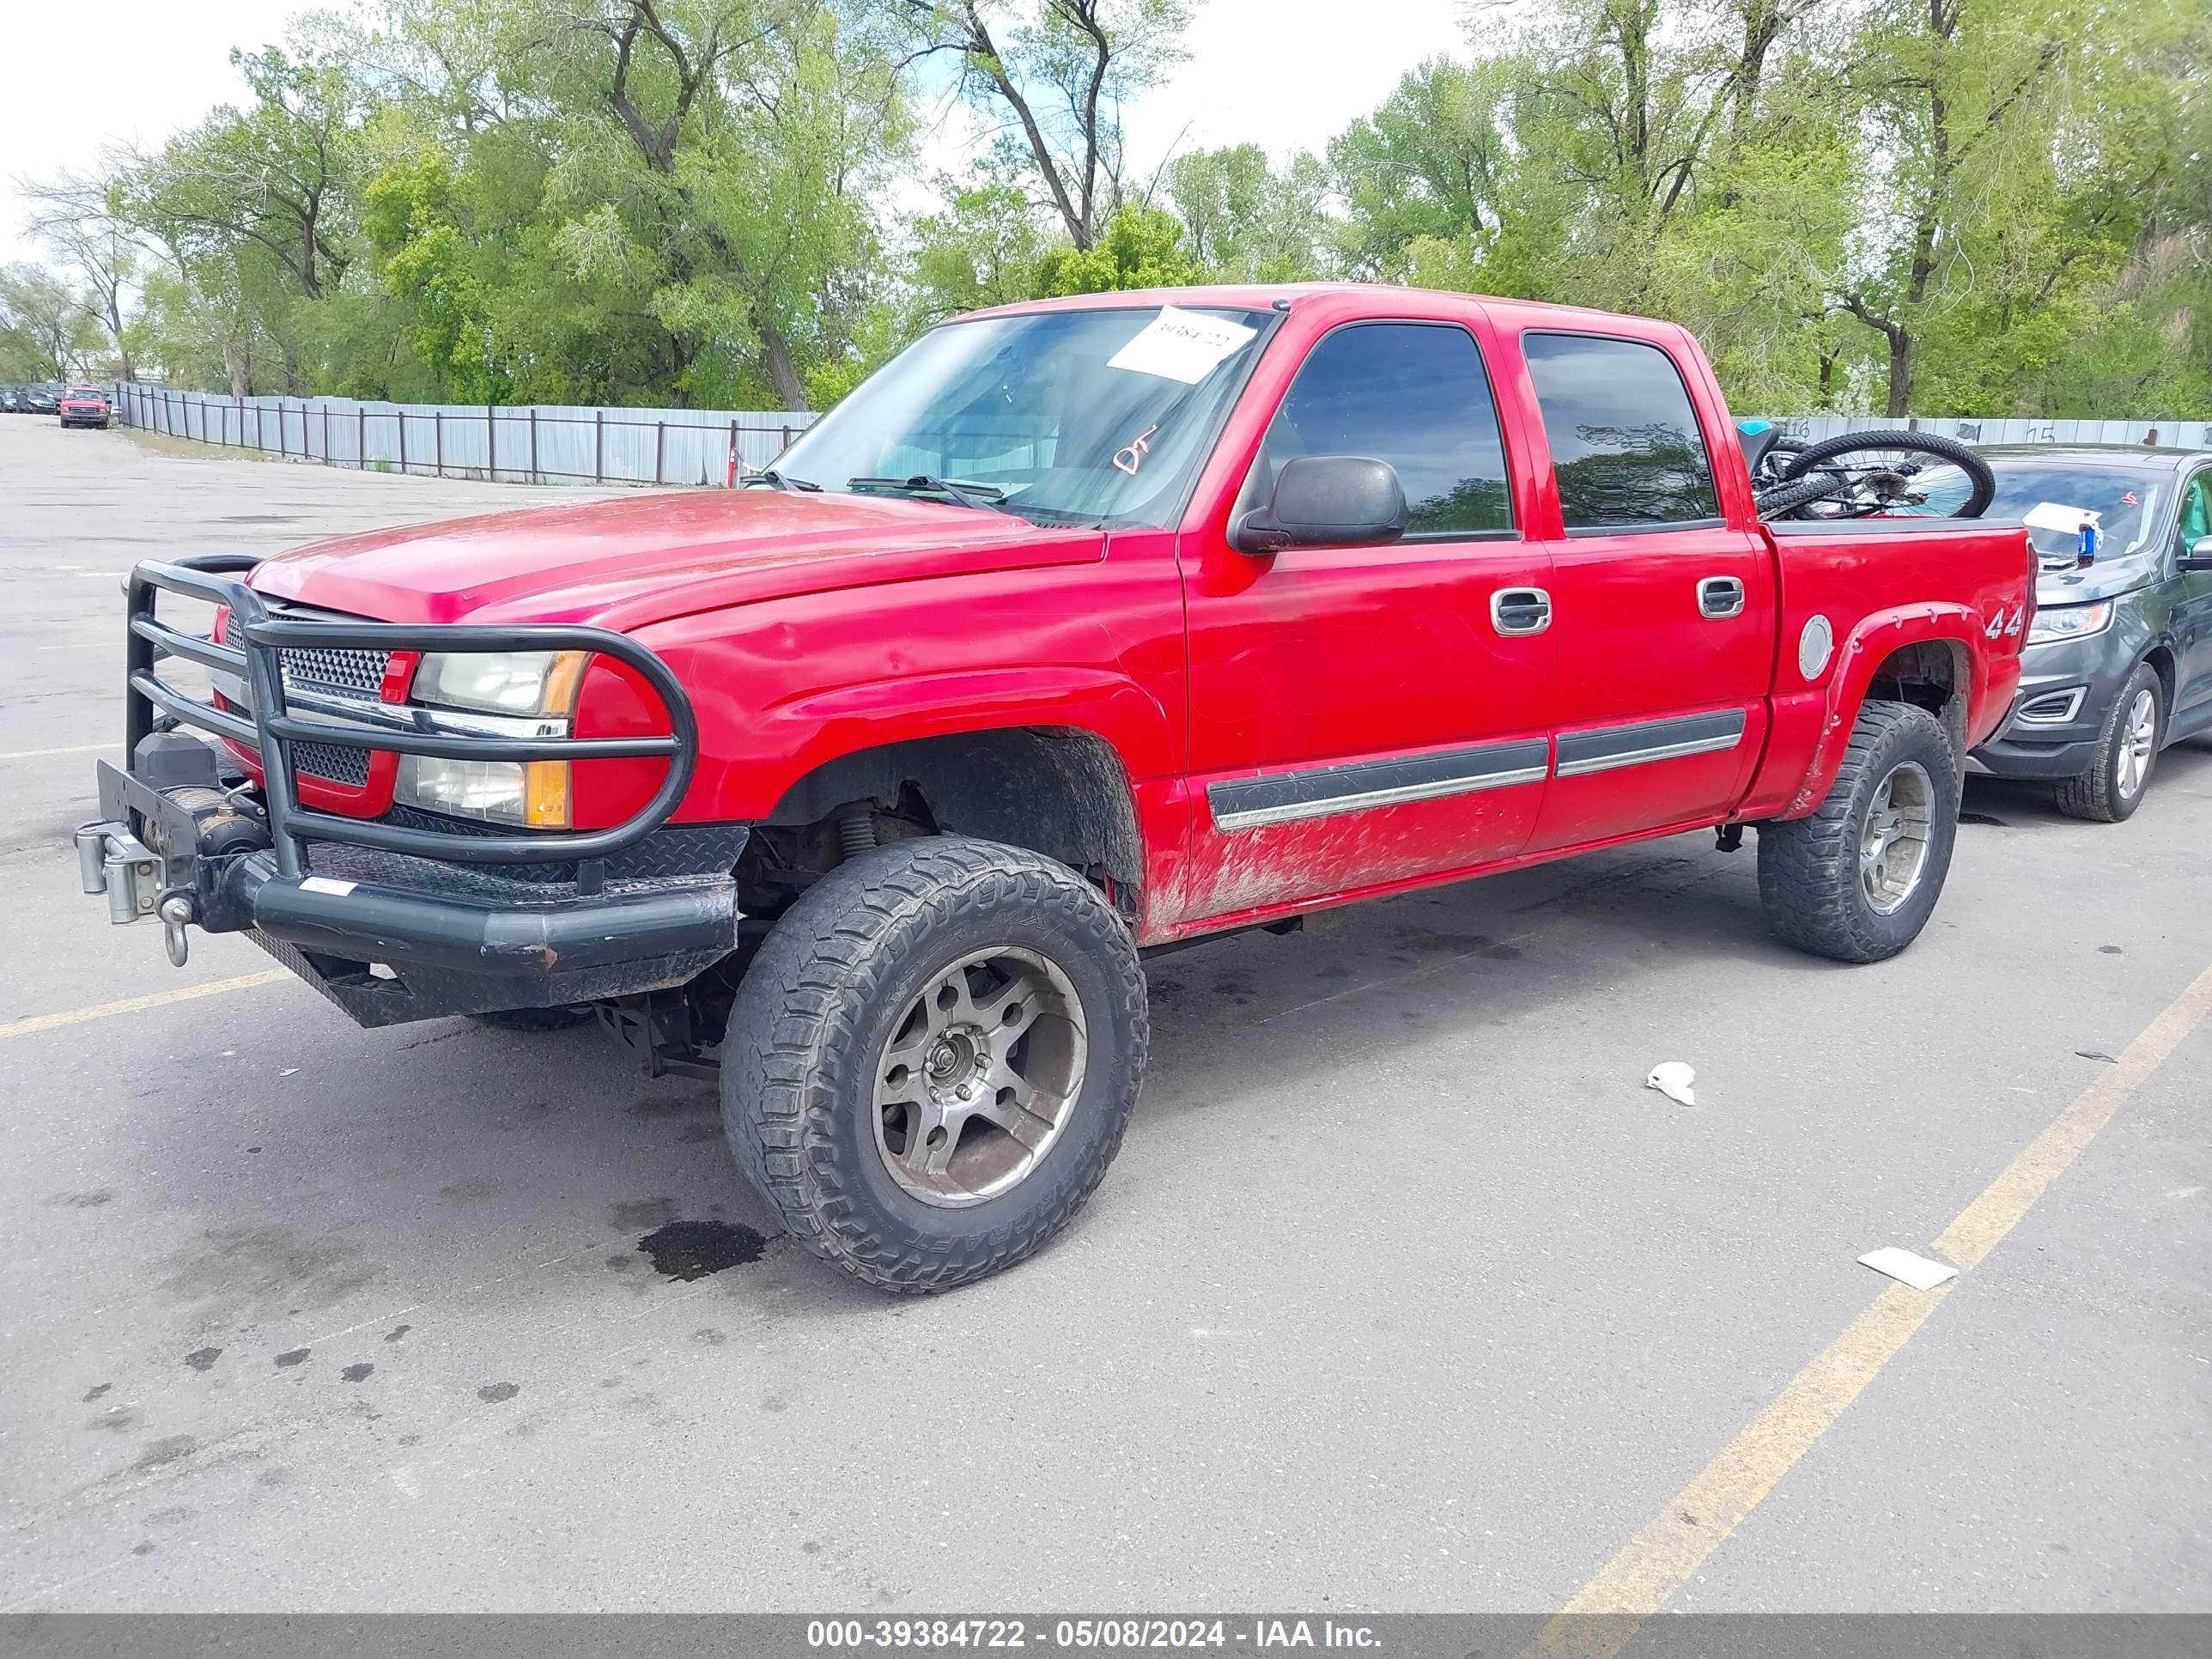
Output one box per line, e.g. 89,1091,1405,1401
1161,143,1328,282
1031,201,1196,294
899,0,1190,250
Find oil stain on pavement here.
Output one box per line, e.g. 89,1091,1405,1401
637,1219,766,1281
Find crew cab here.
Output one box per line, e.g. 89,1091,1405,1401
76,286,2033,1291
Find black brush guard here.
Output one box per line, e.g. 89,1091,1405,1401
82,553,744,1026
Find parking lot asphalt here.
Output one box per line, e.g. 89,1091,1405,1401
2,416,2207,1617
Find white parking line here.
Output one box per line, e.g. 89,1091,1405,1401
0,742,113,761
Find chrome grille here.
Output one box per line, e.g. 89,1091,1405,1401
290,739,373,787
279,641,390,696
264,603,386,788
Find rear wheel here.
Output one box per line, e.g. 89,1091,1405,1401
1757,701,1960,963
721,837,1148,1293
2056,664,2163,823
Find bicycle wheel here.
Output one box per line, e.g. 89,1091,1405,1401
1780,430,1995,519
1754,473,1851,520
1752,434,1808,486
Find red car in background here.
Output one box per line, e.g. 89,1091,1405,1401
58,386,112,429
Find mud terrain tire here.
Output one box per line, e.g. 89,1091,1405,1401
1757,701,1960,963
721,837,1148,1293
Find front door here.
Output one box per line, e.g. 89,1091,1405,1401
1177,317,1556,926
1512,331,1775,852
2171,466,2212,732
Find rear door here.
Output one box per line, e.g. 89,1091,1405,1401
1176,317,1555,922
1512,331,1774,853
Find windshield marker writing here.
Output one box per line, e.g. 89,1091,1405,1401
1114,425,1158,477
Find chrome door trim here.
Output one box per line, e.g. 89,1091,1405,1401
1554,709,1747,779
1209,738,1551,833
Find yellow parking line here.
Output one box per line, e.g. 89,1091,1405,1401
1518,958,2212,1659
0,743,112,762
0,970,292,1042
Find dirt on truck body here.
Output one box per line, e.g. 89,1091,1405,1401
77,283,2033,1291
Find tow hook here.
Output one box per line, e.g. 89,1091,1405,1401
159,895,196,966
76,821,162,925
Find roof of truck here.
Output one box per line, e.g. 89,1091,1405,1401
960,282,1676,336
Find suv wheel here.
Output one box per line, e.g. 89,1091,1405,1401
1757,700,1960,963
2055,664,2163,823
721,837,1148,1293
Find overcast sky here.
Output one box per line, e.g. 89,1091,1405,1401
1,0,1473,261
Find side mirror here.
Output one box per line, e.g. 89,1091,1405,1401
2181,535,2212,573
1234,455,1406,554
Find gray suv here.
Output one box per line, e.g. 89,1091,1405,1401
1970,446,2212,819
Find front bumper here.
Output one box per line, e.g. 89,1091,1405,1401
82,752,743,1026
1969,615,2142,781
79,554,732,1026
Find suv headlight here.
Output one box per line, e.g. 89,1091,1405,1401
396,651,587,827
2025,601,2112,646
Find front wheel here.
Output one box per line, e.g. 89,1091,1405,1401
1756,701,1960,963
721,837,1149,1293
2055,664,2163,823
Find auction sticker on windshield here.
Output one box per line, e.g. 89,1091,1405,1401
1107,307,1258,384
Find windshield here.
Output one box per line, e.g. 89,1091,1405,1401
1982,462,2165,564
771,305,1273,527
64,386,104,400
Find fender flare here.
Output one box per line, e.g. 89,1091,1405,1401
746,665,1174,820
1784,605,1990,817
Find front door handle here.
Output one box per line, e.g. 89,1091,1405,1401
1698,575,1747,619
1491,586,1552,635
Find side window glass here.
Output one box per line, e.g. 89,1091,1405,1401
1522,333,1720,529
2180,474,2212,552
1252,323,1512,538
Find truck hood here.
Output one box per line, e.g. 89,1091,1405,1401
247,489,1103,627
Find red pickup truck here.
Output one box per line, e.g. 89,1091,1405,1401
79,285,2032,1291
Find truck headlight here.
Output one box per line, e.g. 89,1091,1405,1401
398,652,584,827
395,756,571,828
411,650,587,716
2025,601,2112,646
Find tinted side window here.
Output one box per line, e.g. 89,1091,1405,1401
1523,333,1719,529
1255,323,1511,538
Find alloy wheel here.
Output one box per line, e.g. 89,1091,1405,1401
872,945,1087,1208
1860,761,1935,915
2117,687,2158,800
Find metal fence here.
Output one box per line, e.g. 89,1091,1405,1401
111,381,2212,493
112,384,817,487
1747,413,2211,450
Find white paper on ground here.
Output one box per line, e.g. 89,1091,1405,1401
1106,307,1258,384
2021,501,2101,534
1645,1061,1696,1106
1856,1246,1959,1291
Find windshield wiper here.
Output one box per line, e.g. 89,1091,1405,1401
848,474,1009,512
750,467,822,492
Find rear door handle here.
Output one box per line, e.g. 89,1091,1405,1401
1698,575,1747,619
1491,587,1552,635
